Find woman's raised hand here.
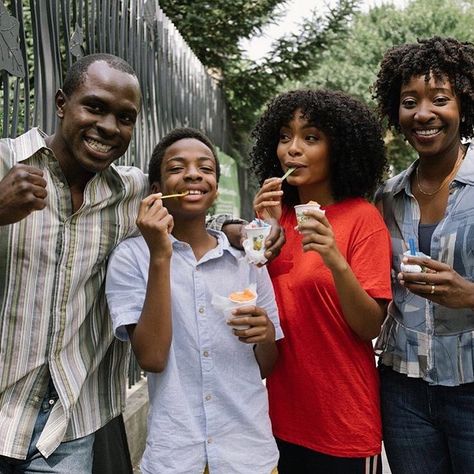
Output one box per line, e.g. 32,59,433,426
298,210,347,273
253,178,284,221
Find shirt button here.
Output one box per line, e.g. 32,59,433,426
205,394,212,401
198,307,205,314
48,399,55,406
207,438,213,444
203,351,209,357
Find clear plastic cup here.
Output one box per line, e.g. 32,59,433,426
294,203,325,226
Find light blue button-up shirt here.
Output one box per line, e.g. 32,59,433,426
106,230,282,474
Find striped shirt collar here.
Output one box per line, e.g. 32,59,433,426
11,127,49,162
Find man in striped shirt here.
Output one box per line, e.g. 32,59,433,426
0,54,146,473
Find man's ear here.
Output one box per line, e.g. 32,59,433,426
55,89,67,119
150,182,161,194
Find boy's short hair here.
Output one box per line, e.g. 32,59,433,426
148,128,221,185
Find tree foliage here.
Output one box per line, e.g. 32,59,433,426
298,0,474,172
225,0,359,133
160,0,359,138
158,0,284,71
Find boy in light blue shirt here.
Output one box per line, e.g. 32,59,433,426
106,128,282,474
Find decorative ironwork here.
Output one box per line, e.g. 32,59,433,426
0,2,24,77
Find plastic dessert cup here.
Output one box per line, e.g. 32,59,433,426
400,250,431,273
226,289,257,330
294,201,325,226
245,225,272,253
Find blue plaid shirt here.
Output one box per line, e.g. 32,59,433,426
375,143,474,386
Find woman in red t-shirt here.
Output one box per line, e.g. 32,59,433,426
252,89,392,474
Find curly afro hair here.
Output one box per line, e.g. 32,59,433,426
373,36,474,140
148,127,220,185
250,89,387,206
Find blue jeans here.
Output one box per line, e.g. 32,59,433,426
0,382,94,474
380,364,474,474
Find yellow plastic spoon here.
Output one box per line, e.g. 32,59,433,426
281,167,296,181
160,191,190,200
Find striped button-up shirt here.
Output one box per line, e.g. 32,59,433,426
375,143,474,386
0,128,148,458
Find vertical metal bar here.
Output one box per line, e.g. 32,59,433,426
30,0,41,128
61,0,72,70
78,0,85,47
88,0,95,53
110,0,117,54
119,0,128,61
45,0,61,132
10,0,29,135
128,0,136,68
100,0,107,52
71,0,76,27
1,71,9,138
10,77,20,137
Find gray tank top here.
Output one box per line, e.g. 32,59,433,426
418,222,438,256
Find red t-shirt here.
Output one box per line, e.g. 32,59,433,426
267,198,392,457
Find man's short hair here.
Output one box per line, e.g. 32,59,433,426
62,53,138,97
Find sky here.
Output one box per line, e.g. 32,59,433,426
241,0,409,61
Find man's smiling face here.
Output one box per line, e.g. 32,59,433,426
55,61,141,175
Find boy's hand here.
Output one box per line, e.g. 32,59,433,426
136,193,173,259
228,305,276,344
0,165,47,225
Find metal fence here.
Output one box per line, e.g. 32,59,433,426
0,0,234,387
0,0,232,163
